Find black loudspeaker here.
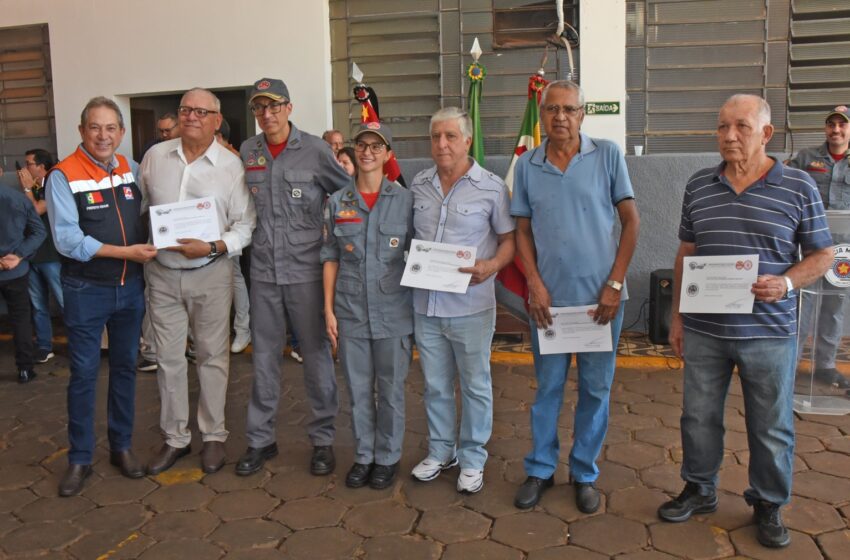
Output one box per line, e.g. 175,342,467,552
649,269,674,345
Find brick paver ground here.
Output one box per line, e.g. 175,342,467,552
1,337,849,559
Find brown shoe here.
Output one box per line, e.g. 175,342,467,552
58,464,92,497
201,441,226,474
110,449,145,479
147,443,191,475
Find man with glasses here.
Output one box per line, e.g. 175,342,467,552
139,88,256,475
17,149,63,364
513,80,640,513
236,78,350,477
409,107,515,494
140,113,179,159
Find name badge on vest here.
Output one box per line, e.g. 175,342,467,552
292,188,302,199
123,186,134,200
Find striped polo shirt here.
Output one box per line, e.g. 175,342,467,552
679,158,832,339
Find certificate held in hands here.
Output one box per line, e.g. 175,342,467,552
679,254,759,314
401,239,477,294
150,196,220,249
537,305,613,355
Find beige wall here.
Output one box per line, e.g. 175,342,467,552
0,0,332,158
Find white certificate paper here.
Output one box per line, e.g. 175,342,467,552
400,239,477,294
150,196,220,249
679,254,759,314
537,305,613,355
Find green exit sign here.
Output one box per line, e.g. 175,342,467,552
585,102,620,115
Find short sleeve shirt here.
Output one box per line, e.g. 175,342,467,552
510,134,635,306
678,159,832,339
410,160,515,317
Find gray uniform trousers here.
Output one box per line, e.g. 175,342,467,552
246,279,337,447
339,335,411,465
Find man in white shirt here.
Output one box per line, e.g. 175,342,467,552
139,88,256,475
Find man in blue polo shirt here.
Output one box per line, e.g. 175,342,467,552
658,94,833,549
512,80,640,514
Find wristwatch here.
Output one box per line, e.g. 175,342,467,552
208,241,219,258
606,279,623,292
782,275,793,295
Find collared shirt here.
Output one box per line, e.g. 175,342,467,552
787,142,850,210
46,145,139,262
0,185,46,282
139,137,256,270
240,123,350,285
320,178,414,339
410,159,515,317
679,159,832,339
511,134,635,307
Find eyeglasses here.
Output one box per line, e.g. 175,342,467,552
157,124,178,134
354,141,386,154
543,104,583,117
249,101,289,116
177,106,219,119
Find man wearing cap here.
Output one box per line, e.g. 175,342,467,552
140,88,256,475
409,107,515,494
787,105,850,389
236,78,351,477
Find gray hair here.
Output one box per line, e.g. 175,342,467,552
322,129,342,141
430,107,473,140
80,96,125,129
722,94,771,127
540,80,585,108
180,87,221,111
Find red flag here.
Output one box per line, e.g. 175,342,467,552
354,85,406,186
496,74,548,321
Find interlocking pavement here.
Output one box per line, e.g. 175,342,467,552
1,336,850,559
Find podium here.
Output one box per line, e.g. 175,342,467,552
794,211,850,415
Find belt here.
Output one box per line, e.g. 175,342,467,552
156,254,224,271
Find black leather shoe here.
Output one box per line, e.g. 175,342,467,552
201,441,226,474
753,500,790,548
514,476,554,509
147,443,191,475
658,482,718,522
369,462,398,489
110,449,145,479
59,464,92,497
574,481,601,513
18,368,37,384
814,368,850,389
235,443,278,476
310,445,335,476
346,462,373,488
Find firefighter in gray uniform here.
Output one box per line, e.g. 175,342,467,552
321,122,414,490
788,105,850,389
235,78,351,477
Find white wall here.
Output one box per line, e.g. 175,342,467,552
579,0,627,152
0,0,332,159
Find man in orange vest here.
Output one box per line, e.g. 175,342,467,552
46,97,157,497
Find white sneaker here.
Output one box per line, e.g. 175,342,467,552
411,456,458,482
231,332,251,353
457,469,484,494
290,349,303,363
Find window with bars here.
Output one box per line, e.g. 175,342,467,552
626,0,790,154
329,0,577,160
0,24,55,169
787,0,850,154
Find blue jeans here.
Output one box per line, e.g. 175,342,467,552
63,275,145,464
524,302,625,482
28,261,63,351
414,309,496,470
681,329,796,505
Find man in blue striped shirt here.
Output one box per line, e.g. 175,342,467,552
657,94,833,549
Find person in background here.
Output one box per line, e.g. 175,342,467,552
17,149,63,364
322,129,345,155
337,146,357,177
